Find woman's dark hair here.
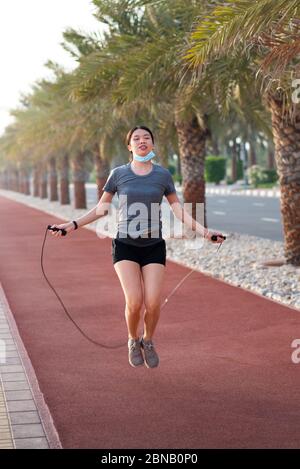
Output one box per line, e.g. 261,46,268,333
126,125,155,162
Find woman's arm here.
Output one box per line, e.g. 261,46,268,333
165,192,208,237
49,191,115,237
74,191,115,228
165,192,224,241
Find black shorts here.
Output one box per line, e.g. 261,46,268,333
111,238,166,268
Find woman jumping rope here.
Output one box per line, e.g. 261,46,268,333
49,125,225,369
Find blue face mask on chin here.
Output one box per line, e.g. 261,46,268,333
132,149,156,162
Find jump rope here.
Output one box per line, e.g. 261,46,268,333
41,225,226,349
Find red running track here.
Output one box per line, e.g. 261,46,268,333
1,195,300,448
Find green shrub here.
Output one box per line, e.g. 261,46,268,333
247,165,278,187
168,165,176,175
173,174,182,185
262,169,278,183
246,165,265,188
237,159,244,180
205,156,226,185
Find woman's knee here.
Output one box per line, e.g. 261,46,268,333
114,260,144,313
126,296,144,315
144,299,161,313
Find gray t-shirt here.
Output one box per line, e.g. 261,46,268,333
102,162,176,246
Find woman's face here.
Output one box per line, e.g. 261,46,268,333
128,129,154,157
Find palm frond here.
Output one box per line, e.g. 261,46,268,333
185,0,300,69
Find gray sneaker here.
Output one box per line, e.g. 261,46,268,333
140,337,159,368
128,338,144,367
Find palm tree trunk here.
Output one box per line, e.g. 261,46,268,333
267,141,275,170
39,163,48,199
269,94,300,266
20,167,30,195
17,169,22,192
71,151,87,209
3,169,9,189
59,153,70,205
19,169,25,193
0,171,6,189
174,112,207,234
155,134,169,168
12,169,20,192
6,168,13,190
92,143,111,202
10,168,15,190
248,141,257,166
33,167,39,197
25,168,30,195
48,156,58,201
231,142,238,182
212,135,220,155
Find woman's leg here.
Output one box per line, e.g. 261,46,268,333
113,260,144,340
141,263,166,341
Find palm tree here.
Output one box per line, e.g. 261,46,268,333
0,0,275,241
65,0,220,229
67,0,275,233
185,0,300,265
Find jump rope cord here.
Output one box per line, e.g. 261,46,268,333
41,226,224,349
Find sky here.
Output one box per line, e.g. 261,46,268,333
0,0,108,136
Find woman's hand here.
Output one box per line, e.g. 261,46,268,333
204,229,225,244
49,222,75,237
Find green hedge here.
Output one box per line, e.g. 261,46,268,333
205,156,226,184
168,165,176,175
173,174,182,184
237,159,244,180
263,169,278,183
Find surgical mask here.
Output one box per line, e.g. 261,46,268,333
132,149,156,162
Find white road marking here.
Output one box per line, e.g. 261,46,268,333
213,211,226,215
217,199,227,203
261,217,279,223
253,202,265,206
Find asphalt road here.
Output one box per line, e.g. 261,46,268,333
205,194,283,242
73,184,283,242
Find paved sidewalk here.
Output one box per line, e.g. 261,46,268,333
0,285,61,449
0,380,14,449
0,194,300,448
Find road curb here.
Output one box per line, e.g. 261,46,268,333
82,183,281,198
205,187,280,198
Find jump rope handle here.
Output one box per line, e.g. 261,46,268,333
211,234,226,241
47,225,67,236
